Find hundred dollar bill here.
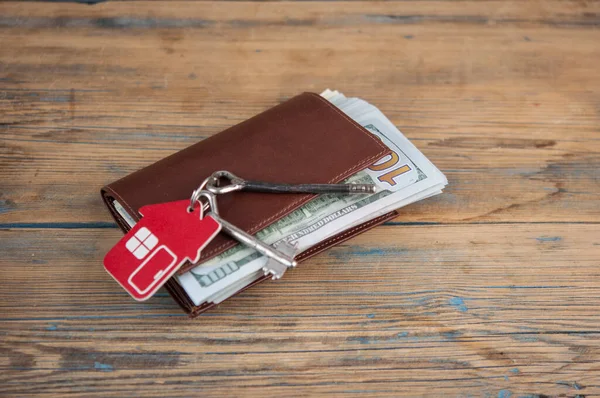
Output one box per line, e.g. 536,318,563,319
206,183,445,305
177,90,448,305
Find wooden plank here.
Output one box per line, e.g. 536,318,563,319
1,225,600,397
1,1,600,224
2,1,600,396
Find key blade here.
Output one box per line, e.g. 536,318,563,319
242,181,377,195
217,217,296,268
263,261,287,280
262,241,299,280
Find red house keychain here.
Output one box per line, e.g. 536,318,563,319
104,200,221,301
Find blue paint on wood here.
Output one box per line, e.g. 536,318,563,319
384,221,600,226
343,390,381,394
331,246,407,261
366,314,375,319
4,313,187,321
536,236,562,242
443,330,462,339
498,390,512,398
94,362,114,372
347,336,373,345
356,248,391,256
39,95,71,103
449,297,468,312
397,332,409,338
556,380,583,390
510,368,520,373
384,221,439,226
3,87,112,93
46,323,58,331
107,164,126,174
0,222,118,229
513,334,539,342
43,0,107,4
94,17,214,29
487,285,568,289
0,199,16,214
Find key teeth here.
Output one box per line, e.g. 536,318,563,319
262,241,298,281
263,270,282,280
262,263,286,280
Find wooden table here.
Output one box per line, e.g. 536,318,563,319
2,1,599,396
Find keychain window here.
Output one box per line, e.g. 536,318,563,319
125,227,159,259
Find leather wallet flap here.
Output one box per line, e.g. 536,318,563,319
102,92,390,274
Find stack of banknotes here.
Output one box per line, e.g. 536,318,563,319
174,89,448,305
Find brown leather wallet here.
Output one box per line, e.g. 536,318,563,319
101,92,399,317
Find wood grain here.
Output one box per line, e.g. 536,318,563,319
2,225,600,397
1,1,600,397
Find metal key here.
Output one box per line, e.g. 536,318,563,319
195,191,297,268
206,170,377,195
262,241,299,280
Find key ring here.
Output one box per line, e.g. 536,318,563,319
188,176,215,216
188,183,220,221
196,190,219,217
205,171,245,194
